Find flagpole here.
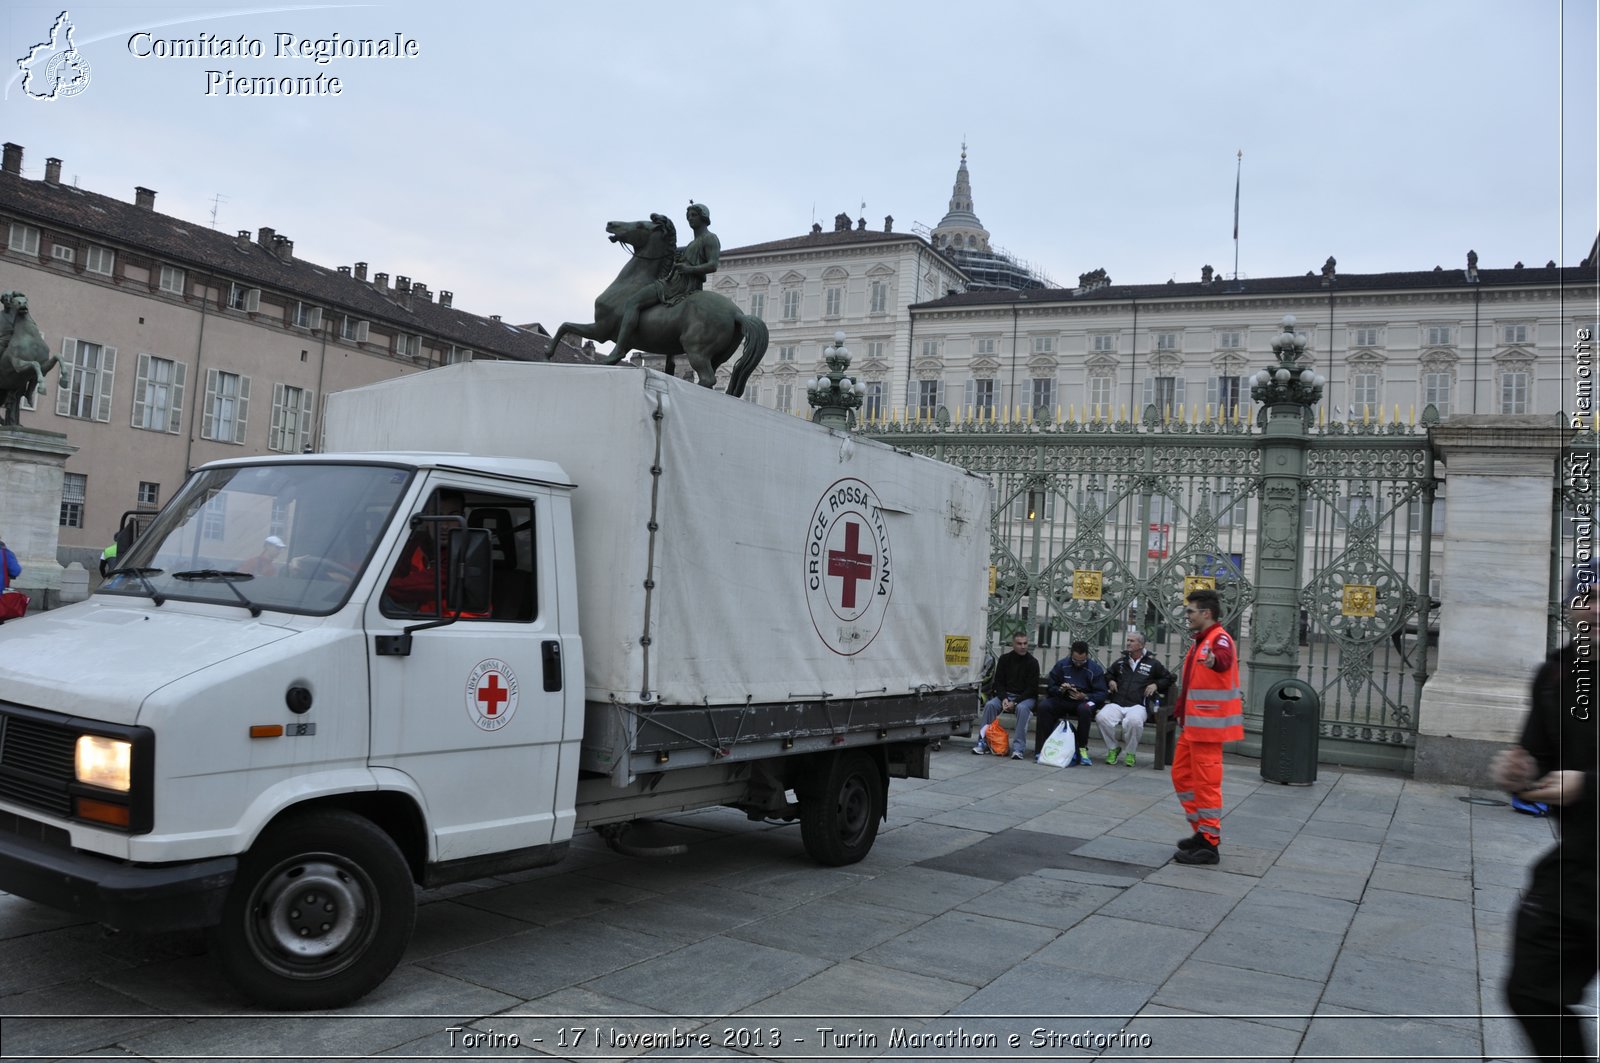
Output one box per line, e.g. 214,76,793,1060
1232,149,1242,280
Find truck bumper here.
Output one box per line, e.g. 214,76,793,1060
0,827,237,933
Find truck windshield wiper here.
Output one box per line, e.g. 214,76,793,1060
109,566,166,607
171,570,263,617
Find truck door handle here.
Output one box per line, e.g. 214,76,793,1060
542,640,563,692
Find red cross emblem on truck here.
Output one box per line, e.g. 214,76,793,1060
465,659,519,731
827,521,874,609
477,673,509,716
805,478,893,656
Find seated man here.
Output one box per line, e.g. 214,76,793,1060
1099,630,1174,766
383,489,486,617
238,535,285,577
1037,641,1109,766
973,631,1040,760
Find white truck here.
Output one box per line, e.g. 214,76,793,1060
0,363,989,1009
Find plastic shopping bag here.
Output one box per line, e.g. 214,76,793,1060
1037,721,1074,767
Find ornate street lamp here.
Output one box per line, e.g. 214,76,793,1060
807,330,867,429
1249,315,1326,409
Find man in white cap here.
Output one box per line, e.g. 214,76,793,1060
239,535,285,576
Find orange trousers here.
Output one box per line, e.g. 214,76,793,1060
1171,730,1224,846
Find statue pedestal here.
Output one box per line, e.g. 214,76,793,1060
0,426,77,601
1414,415,1571,783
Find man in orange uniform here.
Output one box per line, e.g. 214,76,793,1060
1170,588,1244,865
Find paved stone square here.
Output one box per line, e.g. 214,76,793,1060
1,748,1595,1062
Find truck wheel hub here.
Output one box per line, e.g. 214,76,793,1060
257,859,366,960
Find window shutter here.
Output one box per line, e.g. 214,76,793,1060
964,379,974,411
307,307,322,330
1142,377,1154,411
1174,377,1187,408
245,288,260,313
270,382,287,451
94,347,117,422
1206,377,1220,409
202,368,219,440
57,338,76,416
299,389,315,452
356,320,369,343
168,361,187,433
132,353,150,428
234,375,251,444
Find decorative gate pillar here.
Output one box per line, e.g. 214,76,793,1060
1244,318,1326,730
1413,414,1572,782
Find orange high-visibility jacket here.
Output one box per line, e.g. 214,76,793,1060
1177,623,1244,742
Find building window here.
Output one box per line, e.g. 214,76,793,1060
920,340,941,359
967,378,995,417
269,383,314,452
8,223,40,255
202,369,251,444
775,383,793,413
1089,375,1114,418
1502,324,1530,345
396,333,421,359
1092,334,1116,353
444,346,471,365
1145,375,1184,413
57,339,117,422
824,286,842,318
1425,325,1453,347
1350,370,1380,415
292,302,322,330
60,472,86,528
227,283,260,312
1030,377,1055,413
1155,332,1180,352
132,353,186,434
51,244,75,263
138,481,160,507
1422,370,1452,416
1499,369,1530,414
749,292,766,320
782,289,800,321
1031,336,1055,354
341,316,369,343
778,345,796,362
158,265,185,295
742,385,761,404
975,337,997,356
865,340,885,361
1209,375,1242,416
1217,330,1243,350
1352,326,1380,347
85,245,115,276
1408,497,1446,535
863,382,884,420
917,379,941,417
869,281,888,314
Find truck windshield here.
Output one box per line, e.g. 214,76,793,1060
100,462,413,616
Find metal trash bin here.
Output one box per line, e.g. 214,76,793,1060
1259,679,1320,785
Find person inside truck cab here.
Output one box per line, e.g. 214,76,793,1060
381,490,487,618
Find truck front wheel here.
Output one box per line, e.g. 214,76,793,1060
799,751,884,866
209,810,416,1009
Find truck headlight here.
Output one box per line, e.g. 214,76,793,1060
75,735,132,792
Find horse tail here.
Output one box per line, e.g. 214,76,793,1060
725,315,768,398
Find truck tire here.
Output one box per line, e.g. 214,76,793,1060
209,809,416,1009
799,751,884,866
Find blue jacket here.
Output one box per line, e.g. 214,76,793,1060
0,543,18,590
1042,655,1108,711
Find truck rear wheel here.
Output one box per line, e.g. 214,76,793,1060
799,751,884,865
209,809,415,1009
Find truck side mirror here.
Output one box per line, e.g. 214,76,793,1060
449,528,493,615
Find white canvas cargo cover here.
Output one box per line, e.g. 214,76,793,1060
325,362,988,707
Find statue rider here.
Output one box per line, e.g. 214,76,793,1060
612,202,720,361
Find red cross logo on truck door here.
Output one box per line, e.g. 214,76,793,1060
805,478,893,656
465,659,519,731
827,521,874,609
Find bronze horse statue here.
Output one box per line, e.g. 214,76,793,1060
0,291,59,427
546,215,767,397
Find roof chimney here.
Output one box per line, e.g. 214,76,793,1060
2,143,21,176
412,281,430,301
134,186,156,210
337,265,350,276
884,215,893,233
257,226,276,248
394,274,410,292
272,234,293,262
235,229,252,251
490,314,502,322
439,290,453,308
374,271,389,289
44,158,61,185
353,261,367,281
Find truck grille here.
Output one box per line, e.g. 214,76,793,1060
0,711,76,817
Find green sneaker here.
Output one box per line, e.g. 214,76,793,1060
1078,747,1091,766
1106,747,1121,765
1124,752,1137,767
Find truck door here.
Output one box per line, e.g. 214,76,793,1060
366,482,574,863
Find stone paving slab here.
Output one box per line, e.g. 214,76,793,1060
0,748,1588,1063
